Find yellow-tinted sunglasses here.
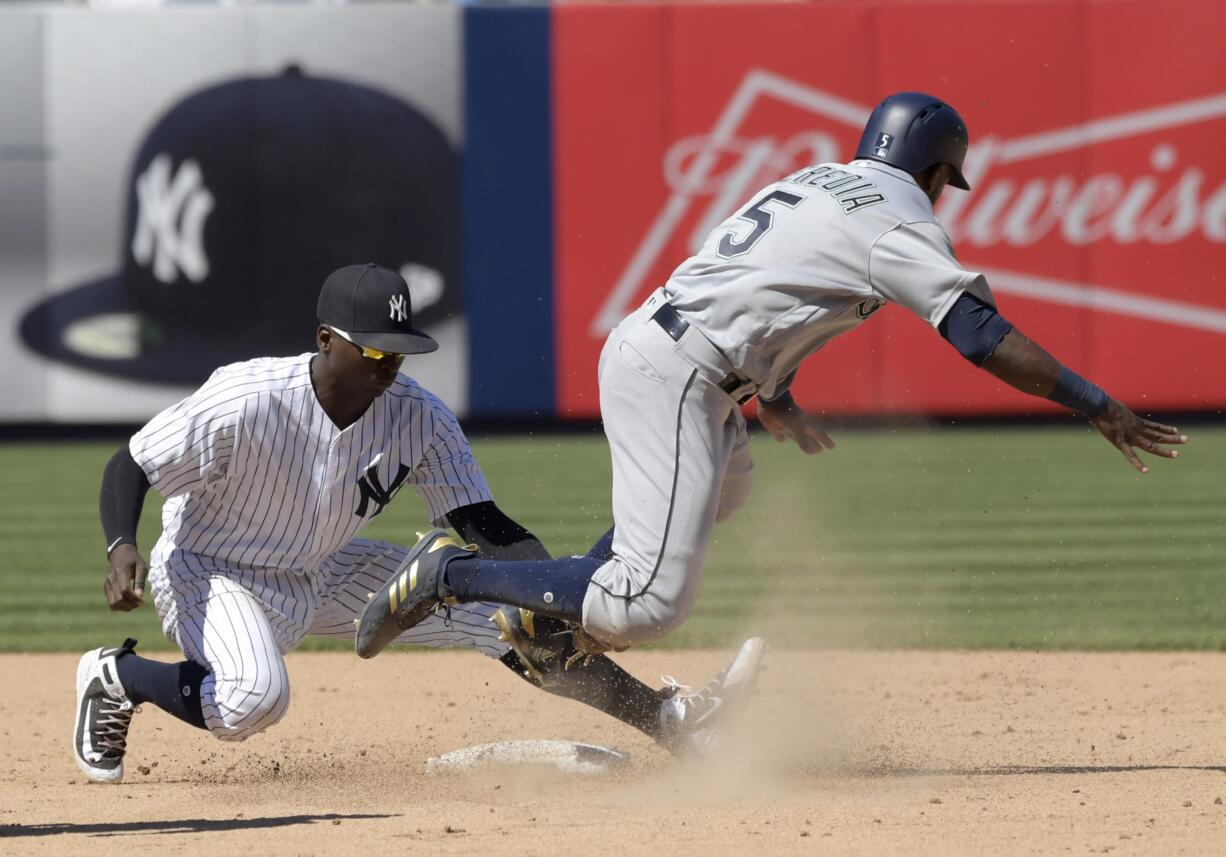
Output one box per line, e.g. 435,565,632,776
328,326,404,362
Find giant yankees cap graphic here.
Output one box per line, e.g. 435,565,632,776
19,66,459,385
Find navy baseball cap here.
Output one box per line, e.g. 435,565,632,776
318,263,438,355
19,67,459,385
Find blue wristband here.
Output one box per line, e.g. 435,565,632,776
1050,366,1109,418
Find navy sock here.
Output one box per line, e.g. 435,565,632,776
116,652,209,730
587,526,615,561
444,554,603,622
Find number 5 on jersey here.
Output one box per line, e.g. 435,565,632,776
717,190,804,259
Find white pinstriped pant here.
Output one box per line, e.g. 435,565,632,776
148,538,507,742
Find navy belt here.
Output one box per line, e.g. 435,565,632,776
650,303,756,405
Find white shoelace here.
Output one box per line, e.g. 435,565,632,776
662,669,728,699
661,673,727,724
95,698,136,755
660,675,693,696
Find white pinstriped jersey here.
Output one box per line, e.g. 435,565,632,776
131,353,492,573
665,160,995,400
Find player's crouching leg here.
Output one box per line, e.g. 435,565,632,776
200,661,291,741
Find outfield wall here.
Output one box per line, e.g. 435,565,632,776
4,1,1225,423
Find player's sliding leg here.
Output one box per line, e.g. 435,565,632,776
493,608,676,741
495,609,765,756
324,536,762,754
311,538,686,747
314,556,677,744
426,533,730,752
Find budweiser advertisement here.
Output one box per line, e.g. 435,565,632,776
551,1,1226,417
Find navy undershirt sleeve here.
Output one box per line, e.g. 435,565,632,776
446,501,551,561
938,291,1014,367
99,446,151,554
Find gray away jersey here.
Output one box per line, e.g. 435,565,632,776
665,159,995,400
130,354,491,572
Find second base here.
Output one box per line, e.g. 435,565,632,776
424,740,629,775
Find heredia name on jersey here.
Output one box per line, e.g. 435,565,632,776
782,164,886,214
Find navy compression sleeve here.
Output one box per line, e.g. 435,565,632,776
99,446,151,554
938,291,1014,367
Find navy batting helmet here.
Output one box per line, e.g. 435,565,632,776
854,92,971,190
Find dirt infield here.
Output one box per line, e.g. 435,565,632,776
4,649,1225,855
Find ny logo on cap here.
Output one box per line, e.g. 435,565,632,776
131,154,214,285
389,293,408,322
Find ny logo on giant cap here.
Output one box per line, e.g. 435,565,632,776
389,293,408,322
131,154,214,284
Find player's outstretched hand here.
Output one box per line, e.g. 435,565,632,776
105,544,148,611
758,394,835,455
1091,400,1188,474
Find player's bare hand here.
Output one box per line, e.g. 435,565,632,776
1091,400,1187,474
104,543,148,611
758,394,835,455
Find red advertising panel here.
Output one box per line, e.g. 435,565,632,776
552,0,1226,417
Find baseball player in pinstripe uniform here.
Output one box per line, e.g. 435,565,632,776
74,263,763,784
355,92,1187,660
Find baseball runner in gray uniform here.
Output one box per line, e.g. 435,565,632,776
74,263,764,784
354,92,1187,659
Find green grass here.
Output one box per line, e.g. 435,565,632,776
2,425,1223,652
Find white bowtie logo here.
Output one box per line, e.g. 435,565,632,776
389,293,408,322
131,154,214,284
